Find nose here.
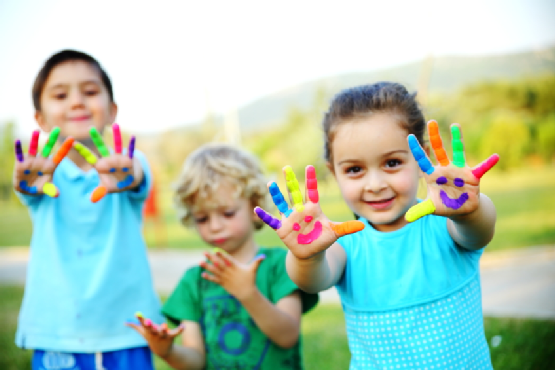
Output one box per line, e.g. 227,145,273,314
208,215,224,232
364,170,387,193
69,90,85,108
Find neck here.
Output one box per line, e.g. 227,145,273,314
228,238,259,263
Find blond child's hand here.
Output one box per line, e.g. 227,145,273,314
126,313,184,359
72,124,141,202
254,165,364,260
406,120,499,222
200,250,265,302
13,128,73,197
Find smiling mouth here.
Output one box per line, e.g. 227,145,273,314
440,190,469,210
297,221,323,245
366,197,394,209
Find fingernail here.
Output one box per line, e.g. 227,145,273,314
135,311,144,318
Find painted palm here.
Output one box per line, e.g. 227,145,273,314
406,120,499,222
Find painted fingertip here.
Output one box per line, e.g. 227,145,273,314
255,253,266,260
144,319,152,326
135,311,144,318
42,183,58,198
91,186,107,203
126,318,141,325
15,140,24,162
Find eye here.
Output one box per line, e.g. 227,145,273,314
345,166,362,174
194,216,208,224
54,93,67,100
85,89,99,96
385,159,402,168
223,210,236,218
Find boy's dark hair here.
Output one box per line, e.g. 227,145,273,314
32,49,114,111
322,82,426,165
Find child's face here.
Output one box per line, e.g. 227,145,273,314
35,60,117,141
192,183,258,254
328,112,421,232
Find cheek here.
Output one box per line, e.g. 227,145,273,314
393,168,420,196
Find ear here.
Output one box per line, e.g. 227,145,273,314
326,161,336,177
109,102,118,122
35,111,50,133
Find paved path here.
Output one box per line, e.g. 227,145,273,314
1,246,554,319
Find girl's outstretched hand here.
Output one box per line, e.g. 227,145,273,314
255,165,364,260
13,128,73,197
126,312,184,359
406,120,499,222
73,123,138,202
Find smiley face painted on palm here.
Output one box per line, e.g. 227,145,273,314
435,176,468,209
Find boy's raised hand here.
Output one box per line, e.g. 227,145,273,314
200,249,266,301
73,124,138,202
13,128,73,197
126,313,184,359
406,120,499,222
255,165,364,260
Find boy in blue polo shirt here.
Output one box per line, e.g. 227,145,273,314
13,49,162,370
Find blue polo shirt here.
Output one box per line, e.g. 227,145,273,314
15,150,163,352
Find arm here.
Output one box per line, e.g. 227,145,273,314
447,193,496,250
128,316,205,370
285,242,346,293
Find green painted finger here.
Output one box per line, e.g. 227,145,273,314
284,166,304,212
41,127,60,157
405,199,436,222
89,127,110,157
73,142,98,165
451,126,465,168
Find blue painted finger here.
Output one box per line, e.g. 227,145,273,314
255,207,282,230
408,135,434,175
269,182,292,217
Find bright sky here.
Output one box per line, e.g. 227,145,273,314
1,0,554,137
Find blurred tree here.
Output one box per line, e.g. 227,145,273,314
0,121,17,203
480,114,530,170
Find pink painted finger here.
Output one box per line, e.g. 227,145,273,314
29,130,39,156
128,136,135,159
306,165,319,203
471,154,499,179
15,140,24,162
113,123,122,154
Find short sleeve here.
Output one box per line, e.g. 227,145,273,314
128,150,152,201
162,268,202,326
266,249,319,314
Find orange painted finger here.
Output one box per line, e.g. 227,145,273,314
428,120,450,166
91,185,107,203
331,220,365,237
52,137,74,165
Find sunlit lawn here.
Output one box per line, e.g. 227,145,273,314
1,284,554,370
1,166,554,251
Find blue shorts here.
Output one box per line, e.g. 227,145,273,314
32,346,154,370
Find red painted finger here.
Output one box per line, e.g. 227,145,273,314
471,154,499,179
306,165,319,203
215,251,233,267
29,130,40,156
113,123,122,154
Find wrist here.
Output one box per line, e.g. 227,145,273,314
236,286,261,305
160,341,175,360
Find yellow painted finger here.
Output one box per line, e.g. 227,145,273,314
42,182,59,198
73,142,98,165
405,199,436,222
284,166,304,212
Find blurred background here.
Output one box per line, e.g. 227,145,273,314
1,0,554,369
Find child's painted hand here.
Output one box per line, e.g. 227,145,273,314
126,312,184,359
255,165,364,260
73,124,138,202
200,249,265,302
406,120,499,222
13,128,73,197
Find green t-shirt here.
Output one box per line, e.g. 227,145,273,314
162,247,318,370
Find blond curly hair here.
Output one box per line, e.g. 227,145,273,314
173,143,271,230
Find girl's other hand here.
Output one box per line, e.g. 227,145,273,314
406,120,499,222
126,313,184,359
73,123,139,202
255,165,364,260
200,250,265,301
13,128,73,197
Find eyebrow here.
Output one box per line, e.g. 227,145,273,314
47,80,101,91
337,150,409,165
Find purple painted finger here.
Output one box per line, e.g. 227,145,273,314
255,207,282,230
128,136,135,159
15,140,24,162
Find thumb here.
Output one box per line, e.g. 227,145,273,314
331,220,365,237
250,254,266,272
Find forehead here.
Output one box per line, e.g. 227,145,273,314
332,113,409,161
192,182,246,212
44,60,102,87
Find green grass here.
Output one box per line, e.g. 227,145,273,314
1,284,554,370
2,166,555,250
